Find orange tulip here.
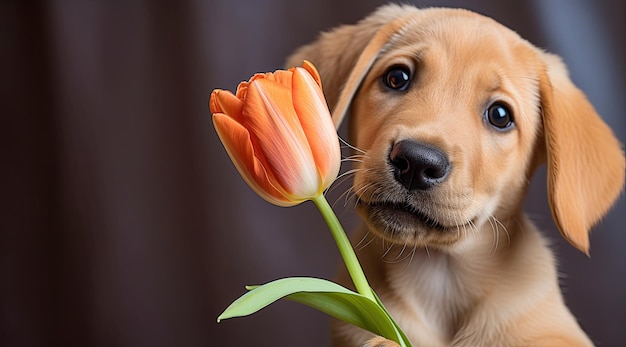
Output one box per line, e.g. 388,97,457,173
209,61,341,206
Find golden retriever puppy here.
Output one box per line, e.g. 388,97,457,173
286,4,625,347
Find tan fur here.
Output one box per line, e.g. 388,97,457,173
287,5,625,347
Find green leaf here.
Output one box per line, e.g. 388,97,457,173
217,277,346,322
371,291,412,346
217,277,411,346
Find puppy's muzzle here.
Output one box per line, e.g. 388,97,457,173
389,140,451,191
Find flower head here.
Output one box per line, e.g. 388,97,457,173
210,61,340,206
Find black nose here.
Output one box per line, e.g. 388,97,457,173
389,140,451,191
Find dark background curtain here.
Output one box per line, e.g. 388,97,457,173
2,1,624,346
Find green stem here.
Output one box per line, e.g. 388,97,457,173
311,195,376,302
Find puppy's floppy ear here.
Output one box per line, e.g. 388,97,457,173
286,4,415,129
539,53,625,255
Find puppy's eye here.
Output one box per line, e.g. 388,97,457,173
485,103,514,130
383,66,411,91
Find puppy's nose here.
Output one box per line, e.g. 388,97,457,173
389,140,450,191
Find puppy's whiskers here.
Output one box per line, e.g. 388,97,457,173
334,167,362,182
381,240,395,259
329,168,370,208
349,181,378,208
395,242,408,260
382,241,414,264
339,136,367,155
487,216,499,255
354,229,376,251
486,215,511,255
492,216,511,246
454,214,462,242
468,219,479,239
341,154,369,163
405,245,418,270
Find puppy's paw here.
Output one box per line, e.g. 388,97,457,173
362,336,401,347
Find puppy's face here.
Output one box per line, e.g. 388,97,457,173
349,13,543,248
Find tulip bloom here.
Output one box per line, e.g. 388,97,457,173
212,62,410,346
209,61,340,206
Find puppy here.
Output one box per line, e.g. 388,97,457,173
287,5,625,347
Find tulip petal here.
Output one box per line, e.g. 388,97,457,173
242,78,320,199
212,113,297,206
271,70,294,88
235,80,250,100
210,89,244,123
292,67,341,190
251,70,293,90
302,60,323,89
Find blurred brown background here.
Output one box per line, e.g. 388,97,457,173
2,1,624,346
